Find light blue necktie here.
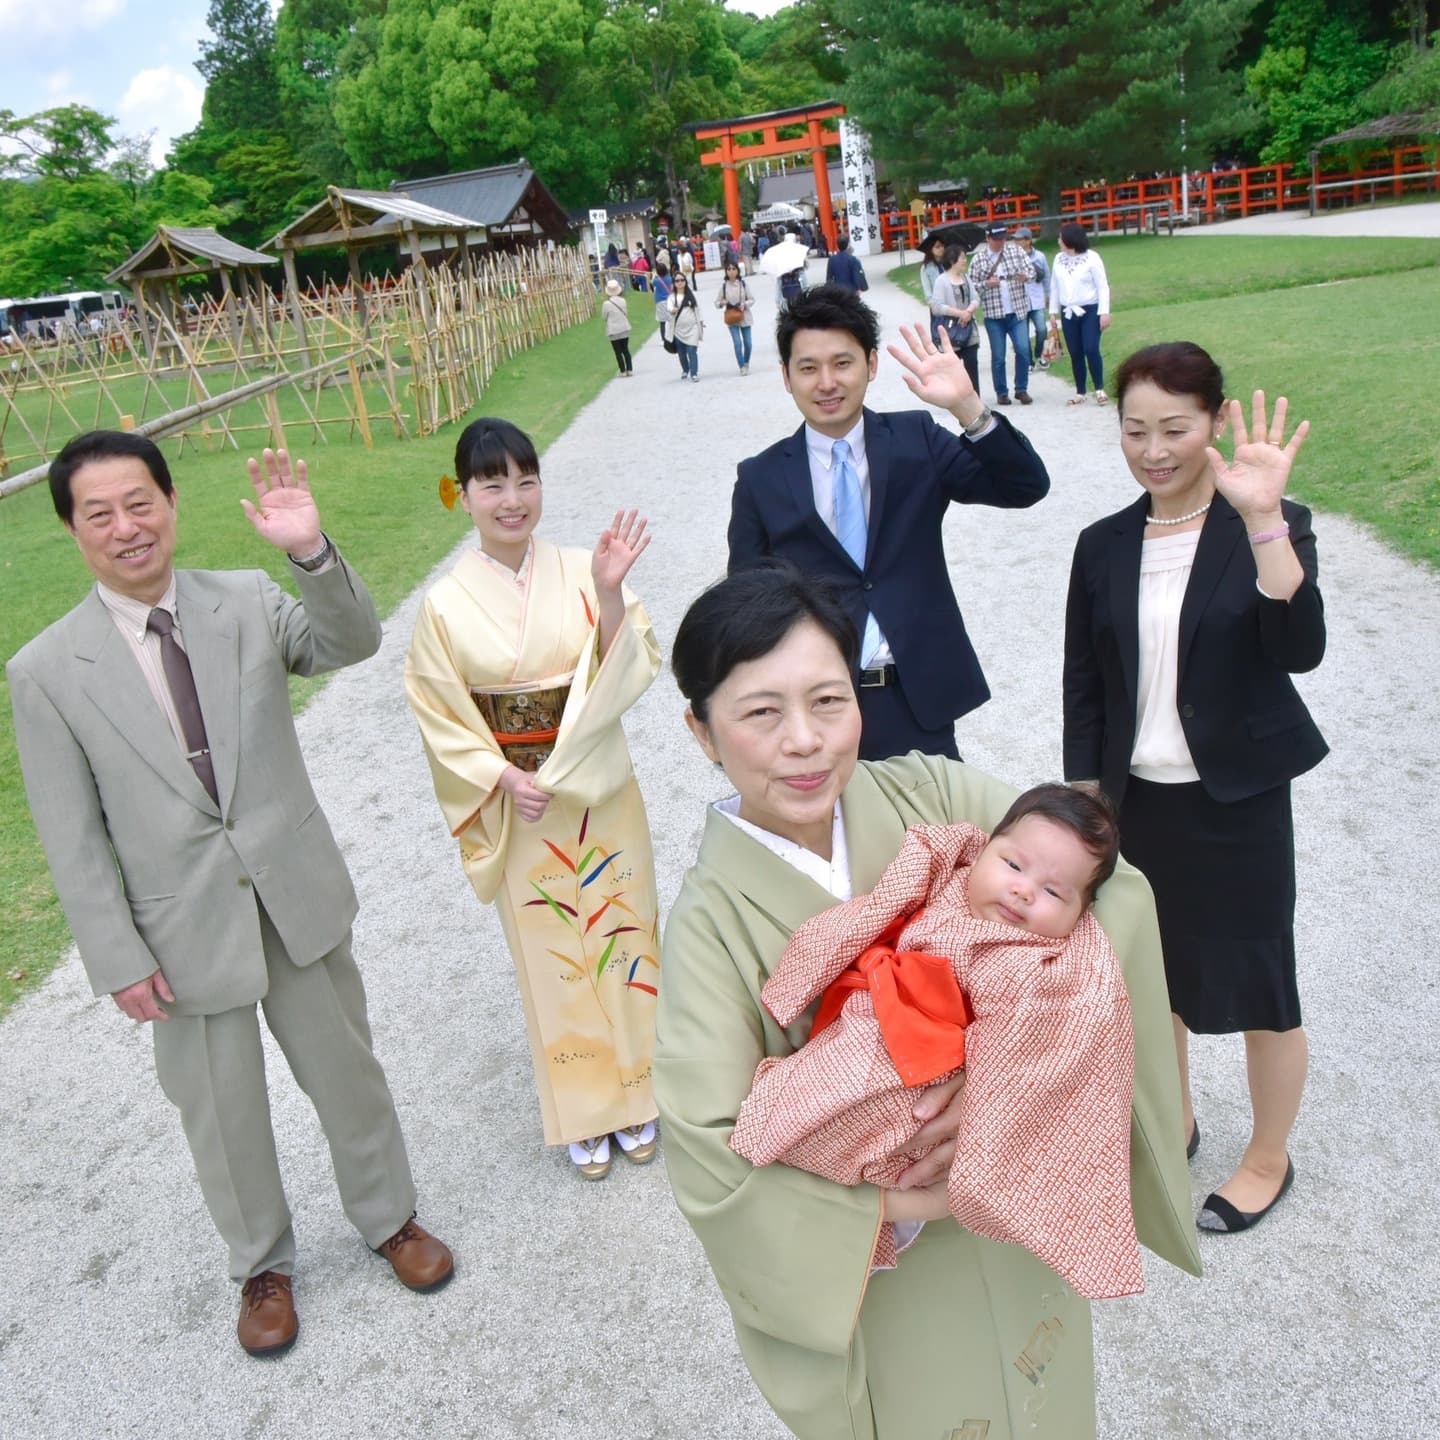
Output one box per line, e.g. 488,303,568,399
832,439,882,666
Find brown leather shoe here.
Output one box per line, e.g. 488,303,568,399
237,1271,298,1357
1016,391,1033,404
374,1215,454,1292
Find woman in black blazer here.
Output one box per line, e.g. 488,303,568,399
1064,342,1327,1235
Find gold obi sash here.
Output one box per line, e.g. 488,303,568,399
471,683,571,772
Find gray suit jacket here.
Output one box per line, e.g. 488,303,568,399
8,556,382,1015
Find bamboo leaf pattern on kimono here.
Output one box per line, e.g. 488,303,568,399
580,851,622,888
596,934,618,978
530,882,578,927
544,840,577,873
548,948,586,977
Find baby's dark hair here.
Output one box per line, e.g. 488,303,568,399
454,417,540,488
991,783,1120,905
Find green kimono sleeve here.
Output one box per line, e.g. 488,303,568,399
656,878,884,1359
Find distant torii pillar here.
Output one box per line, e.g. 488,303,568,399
689,101,846,250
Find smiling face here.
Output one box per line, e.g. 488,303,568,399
966,814,1093,939
66,455,178,604
1119,379,1222,519
782,327,878,439
685,618,862,857
460,451,542,565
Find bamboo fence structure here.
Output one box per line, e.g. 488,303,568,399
0,246,599,487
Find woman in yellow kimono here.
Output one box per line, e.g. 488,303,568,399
406,418,661,1180
657,564,1203,1439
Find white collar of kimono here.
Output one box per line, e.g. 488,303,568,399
475,539,533,585
713,796,852,902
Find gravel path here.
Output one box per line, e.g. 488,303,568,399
1180,199,1440,237
3,249,1437,1440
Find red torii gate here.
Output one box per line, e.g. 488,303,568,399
688,101,845,251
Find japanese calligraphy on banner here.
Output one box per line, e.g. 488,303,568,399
839,119,880,256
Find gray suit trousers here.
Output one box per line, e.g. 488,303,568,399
152,906,416,1281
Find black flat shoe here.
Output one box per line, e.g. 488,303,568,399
1186,1121,1200,1162
1197,1158,1294,1233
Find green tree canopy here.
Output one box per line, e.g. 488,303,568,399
834,0,1258,216
0,108,223,295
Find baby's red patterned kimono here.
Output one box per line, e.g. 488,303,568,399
729,823,1143,1300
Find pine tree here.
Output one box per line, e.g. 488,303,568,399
835,0,1258,219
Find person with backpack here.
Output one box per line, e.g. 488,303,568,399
667,272,705,382
713,258,755,374
776,263,809,315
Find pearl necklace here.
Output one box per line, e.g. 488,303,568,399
1147,501,1211,526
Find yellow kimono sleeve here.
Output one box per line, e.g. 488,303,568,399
655,880,884,1359
403,593,513,901
535,586,660,804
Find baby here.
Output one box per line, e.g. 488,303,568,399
730,784,1144,1300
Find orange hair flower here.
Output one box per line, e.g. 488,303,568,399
439,474,459,510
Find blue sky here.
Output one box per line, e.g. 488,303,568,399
0,0,794,170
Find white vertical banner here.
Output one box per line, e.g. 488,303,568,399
839,119,880,256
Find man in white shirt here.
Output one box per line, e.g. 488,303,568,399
727,285,1050,760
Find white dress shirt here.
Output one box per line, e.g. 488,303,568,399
96,575,190,752
804,418,894,667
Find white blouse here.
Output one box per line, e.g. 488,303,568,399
1131,530,1201,783
1049,250,1111,318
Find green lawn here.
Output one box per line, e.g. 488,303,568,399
895,233,1440,569
0,292,655,1016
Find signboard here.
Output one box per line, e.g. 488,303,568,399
839,119,881,257
588,208,608,225
910,198,927,216
702,239,723,272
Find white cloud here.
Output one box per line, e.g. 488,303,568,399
117,65,204,166
46,69,75,97
0,0,125,39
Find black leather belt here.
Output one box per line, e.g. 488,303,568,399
858,664,897,689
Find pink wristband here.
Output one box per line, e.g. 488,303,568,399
1248,523,1290,545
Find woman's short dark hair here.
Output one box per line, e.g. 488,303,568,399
991,783,1120,905
776,284,881,366
655,261,670,278
49,430,173,525
941,242,967,270
1114,342,1226,418
673,562,859,723
1059,222,1090,253
454,417,540,488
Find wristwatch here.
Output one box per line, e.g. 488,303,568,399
290,535,332,572
962,407,994,438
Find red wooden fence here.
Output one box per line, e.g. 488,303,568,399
876,145,1439,250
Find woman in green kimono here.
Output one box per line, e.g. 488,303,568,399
655,564,1203,1440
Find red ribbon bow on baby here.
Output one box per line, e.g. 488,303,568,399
809,908,973,1088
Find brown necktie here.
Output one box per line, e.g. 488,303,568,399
146,607,219,805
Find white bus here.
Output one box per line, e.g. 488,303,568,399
0,290,126,342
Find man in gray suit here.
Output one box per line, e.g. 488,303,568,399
8,431,453,1357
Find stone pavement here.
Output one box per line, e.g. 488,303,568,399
2,246,1437,1440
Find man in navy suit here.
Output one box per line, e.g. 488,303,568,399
727,284,1050,760
824,235,868,293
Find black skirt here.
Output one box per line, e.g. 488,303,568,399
1119,776,1301,1034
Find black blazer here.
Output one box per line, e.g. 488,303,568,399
1063,492,1328,805
728,407,1049,727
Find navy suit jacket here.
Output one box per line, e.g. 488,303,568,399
727,407,1049,728
1063,492,1328,805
